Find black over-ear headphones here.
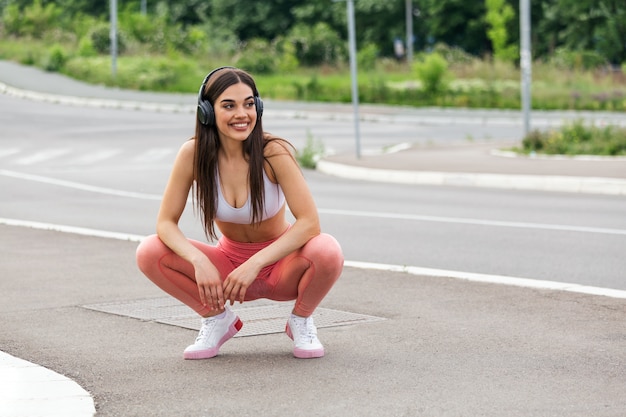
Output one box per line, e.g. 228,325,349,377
196,66,264,126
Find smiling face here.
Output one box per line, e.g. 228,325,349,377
213,82,258,144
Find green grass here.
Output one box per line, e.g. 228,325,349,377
515,120,626,156
3,37,626,156
3,36,626,112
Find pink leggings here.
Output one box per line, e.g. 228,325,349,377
135,233,343,317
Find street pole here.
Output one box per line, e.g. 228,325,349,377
346,0,362,159
332,0,361,159
110,0,118,78
520,0,531,138
405,0,413,63
141,0,147,15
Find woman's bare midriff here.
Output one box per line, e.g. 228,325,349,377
215,205,290,243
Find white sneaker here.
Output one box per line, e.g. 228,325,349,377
183,308,243,360
285,314,325,359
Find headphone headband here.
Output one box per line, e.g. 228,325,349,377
196,66,263,126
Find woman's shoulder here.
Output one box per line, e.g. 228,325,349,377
178,138,196,157
263,133,294,158
170,139,196,168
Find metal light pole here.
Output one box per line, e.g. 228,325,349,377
110,0,118,77
346,0,361,159
520,0,532,137
405,0,413,63
333,0,362,159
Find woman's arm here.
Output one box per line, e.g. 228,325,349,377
156,140,224,311
222,140,320,304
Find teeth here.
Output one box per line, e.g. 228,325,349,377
232,123,248,128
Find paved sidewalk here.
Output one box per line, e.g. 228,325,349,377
1,60,625,416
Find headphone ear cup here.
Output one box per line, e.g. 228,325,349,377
255,96,264,120
197,100,214,126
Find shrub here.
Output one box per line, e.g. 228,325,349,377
297,130,325,169
276,38,300,73
286,22,346,66
432,43,475,66
235,38,277,74
20,0,61,39
521,120,626,156
551,48,608,71
89,23,126,55
413,52,451,95
77,36,97,58
120,11,159,44
43,44,68,72
357,43,379,72
2,4,22,36
485,0,518,62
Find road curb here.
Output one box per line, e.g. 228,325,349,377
2,79,625,196
0,351,96,417
316,159,626,195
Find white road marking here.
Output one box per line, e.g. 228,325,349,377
2,169,625,236
14,148,72,165
0,169,161,200
70,149,123,165
318,208,626,236
344,260,626,299
131,148,174,163
1,217,624,300
0,148,20,159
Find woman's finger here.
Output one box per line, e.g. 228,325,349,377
198,285,209,307
215,285,225,310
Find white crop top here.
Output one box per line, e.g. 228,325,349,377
215,169,285,224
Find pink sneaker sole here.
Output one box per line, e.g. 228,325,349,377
285,323,325,359
183,318,243,360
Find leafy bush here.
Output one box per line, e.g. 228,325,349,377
275,38,300,73
521,120,626,156
235,38,277,74
296,130,325,169
201,23,240,58
357,43,379,72
89,23,126,55
77,36,97,57
432,43,475,66
551,48,608,71
120,11,160,44
3,0,61,39
485,0,518,62
286,22,346,66
413,52,451,95
2,4,22,36
43,44,68,72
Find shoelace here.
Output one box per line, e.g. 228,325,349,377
293,317,317,342
196,317,218,342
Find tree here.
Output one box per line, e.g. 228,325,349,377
485,0,518,62
538,0,626,65
420,0,489,56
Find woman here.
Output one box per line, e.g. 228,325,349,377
136,67,344,360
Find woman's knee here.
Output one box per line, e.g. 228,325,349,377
304,233,344,275
135,234,167,273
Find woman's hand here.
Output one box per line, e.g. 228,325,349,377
222,260,261,305
193,257,224,311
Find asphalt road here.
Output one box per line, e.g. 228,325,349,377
1,93,625,291
1,66,625,417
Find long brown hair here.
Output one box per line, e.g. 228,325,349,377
193,67,282,240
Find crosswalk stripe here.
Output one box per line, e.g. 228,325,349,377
0,148,20,159
14,149,72,165
131,148,174,163
69,149,123,165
